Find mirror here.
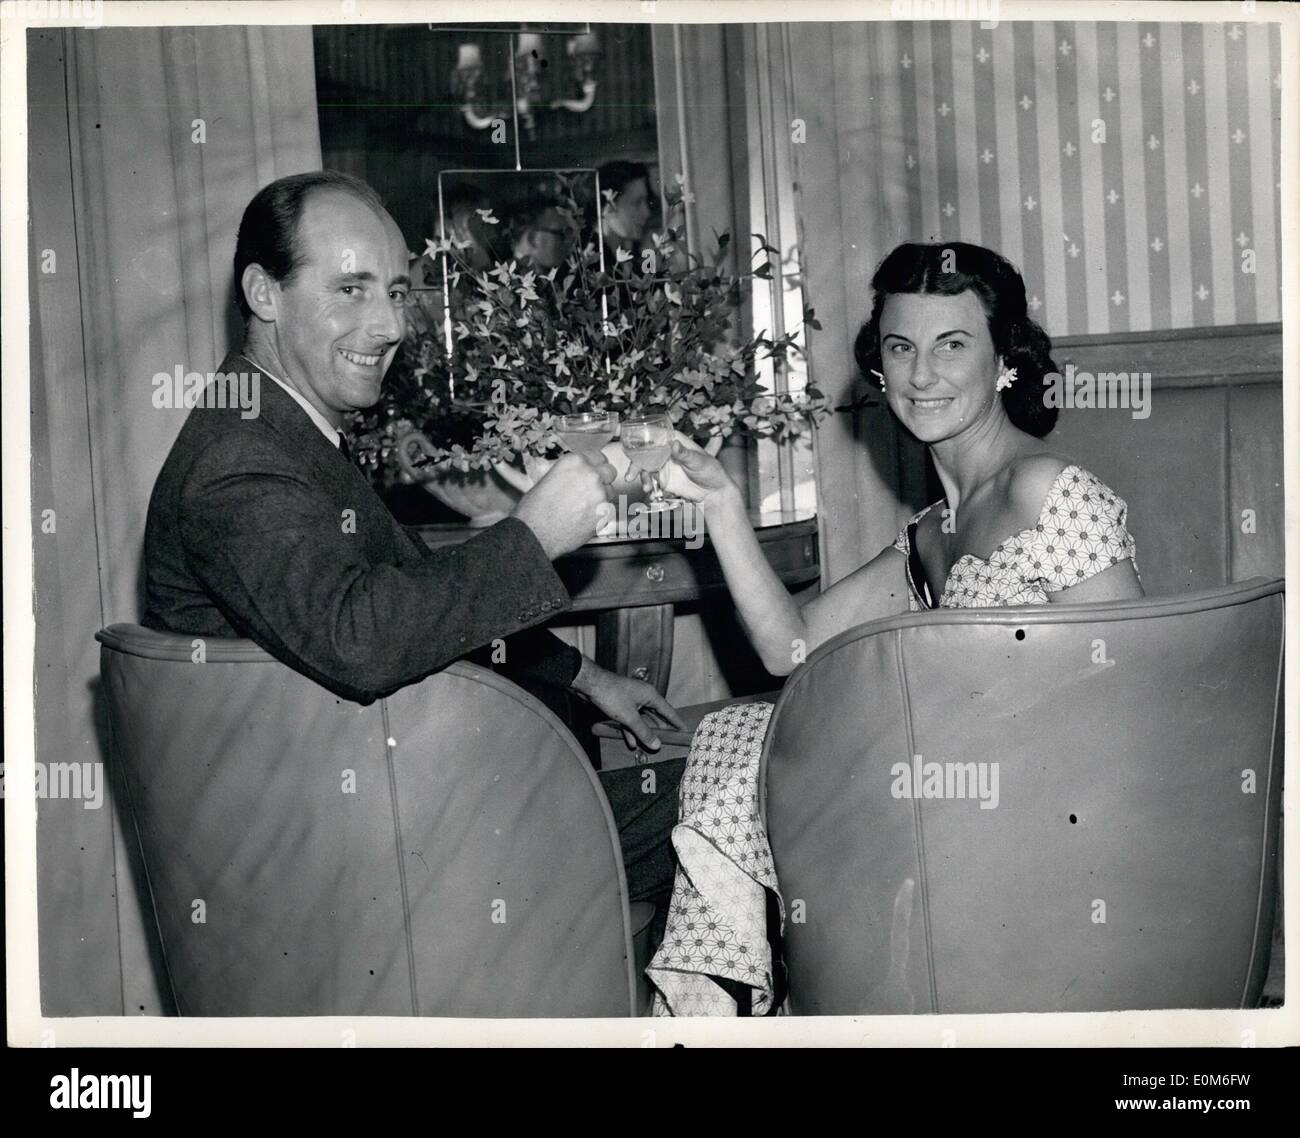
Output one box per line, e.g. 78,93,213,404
409,168,605,352
314,22,661,264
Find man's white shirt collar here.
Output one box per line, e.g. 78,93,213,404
252,363,341,447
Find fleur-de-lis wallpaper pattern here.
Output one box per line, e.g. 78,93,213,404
870,20,1281,335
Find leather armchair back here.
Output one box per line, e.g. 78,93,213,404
761,579,1284,1013
97,624,637,1017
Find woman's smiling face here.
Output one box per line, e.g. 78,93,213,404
878,289,1002,443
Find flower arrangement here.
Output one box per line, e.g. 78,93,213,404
347,175,828,488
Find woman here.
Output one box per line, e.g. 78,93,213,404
597,159,654,258
644,242,1142,1016
668,241,1141,659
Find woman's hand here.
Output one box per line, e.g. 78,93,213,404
658,433,738,510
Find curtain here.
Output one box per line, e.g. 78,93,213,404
29,25,321,1015
777,23,922,583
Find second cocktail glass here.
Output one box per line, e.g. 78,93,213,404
619,412,682,511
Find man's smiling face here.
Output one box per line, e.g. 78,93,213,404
265,190,410,426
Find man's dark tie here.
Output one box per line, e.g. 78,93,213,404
337,432,352,463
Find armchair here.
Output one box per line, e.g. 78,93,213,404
760,578,1285,1013
97,624,649,1017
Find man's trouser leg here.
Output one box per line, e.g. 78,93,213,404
597,756,686,906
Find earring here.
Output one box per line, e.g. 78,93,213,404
995,366,1018,392
871,368,886,392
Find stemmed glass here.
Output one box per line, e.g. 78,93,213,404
619,412,682,511
555,411,619,457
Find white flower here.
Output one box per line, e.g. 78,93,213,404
995,367,1018,392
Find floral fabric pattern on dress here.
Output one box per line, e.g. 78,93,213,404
892,464,1138,611
647,701,784,1017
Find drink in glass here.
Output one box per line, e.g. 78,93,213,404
619,412,682,511
556,411,619,457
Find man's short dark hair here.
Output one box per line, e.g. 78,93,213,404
233,171,386,321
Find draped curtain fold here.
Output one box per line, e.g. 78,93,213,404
30,25,321,1015
779,24,922,582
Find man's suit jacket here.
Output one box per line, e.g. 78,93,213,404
142,350,581,703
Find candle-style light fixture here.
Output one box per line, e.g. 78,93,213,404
448,27,603,141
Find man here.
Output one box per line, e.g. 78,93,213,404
142,171,685,905
509,194,573,270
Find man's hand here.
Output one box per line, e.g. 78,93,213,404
514,452,617,560
571,657,686,752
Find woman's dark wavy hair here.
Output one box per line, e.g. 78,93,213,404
853,241,1059,437
233,171,386,322
597,159,650,198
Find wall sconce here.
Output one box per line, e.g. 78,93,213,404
513,32,546,135
449,29,603,137
450,42,498,130
552,32,601,113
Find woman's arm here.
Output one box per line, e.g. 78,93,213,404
665,442,911,675
690,483,810,675
1047,559,1144,604
798,546,912,651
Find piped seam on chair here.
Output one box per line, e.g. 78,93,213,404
94,626,278,663
1239,596,1285,1008
894,628,939,1015
796,578,1287,679
380,698,421,1017
103,660,185,1017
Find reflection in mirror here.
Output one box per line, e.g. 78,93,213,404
314,23,659,252
420,169,604,367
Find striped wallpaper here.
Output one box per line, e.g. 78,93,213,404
871,19,1282,335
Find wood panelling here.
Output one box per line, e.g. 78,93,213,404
1052,322,1283,381
1048,323,1284,595
1229,384,1288,583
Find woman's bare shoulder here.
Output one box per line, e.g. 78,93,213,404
1005,452,1074,515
